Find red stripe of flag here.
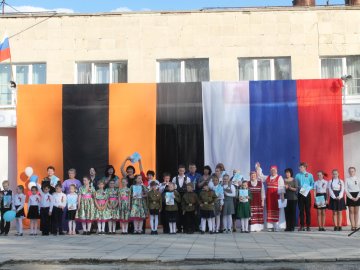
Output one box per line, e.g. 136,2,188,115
0,35,11,62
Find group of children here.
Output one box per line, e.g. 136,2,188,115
0,162,359,236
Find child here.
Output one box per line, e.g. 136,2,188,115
107,179,119,234
12,185,26,236
129,175,147,234
181,183,199,234
27,186,41,235
237,181,252,233
160,172,172,234
52,184,66,235
119,178,131,234
164,182,181,234
0,180,12,236
314,171,328,231
222,175,236,233
39,185,53,236
147,181,162,234
66,184,78,235
199,182,217,234
345,167,360,231
146,170,160,190
94,180,110,234
41,166,60,195
328,169,346,231
76,176,96,235
211,176,224,233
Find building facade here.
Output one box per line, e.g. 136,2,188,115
0,5,360,186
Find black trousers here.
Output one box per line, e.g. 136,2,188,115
285,200,297,230
51,207,63,234
184,211,196,233
0,208,11,234
161,207,169,233
298,195,311,227
176,193,185,232
40,207,51,234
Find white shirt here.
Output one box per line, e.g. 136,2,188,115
28,194,41,206
12,193,26,210
53,192,67,208
159,182,170,193
39,191,54,211
66,193,78,210
345,176,360,199
223,184,236,197
314,179,328,194
172,175,190,189
329,178,345,199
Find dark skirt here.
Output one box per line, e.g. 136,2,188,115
346,192,360,207
165,210,178,223
149,209,160,215
15,205,25,218
328,190,346,211
27,205,40,219
314,193,328,209
67,209,77,221
200,210,215,219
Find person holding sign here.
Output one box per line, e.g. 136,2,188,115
211,175,224,233
345,167,360,231
295,162,314,232
66,184,78,235
329,169,346,231
164,182,181,234
314,171,328,231
129,175,147,234
236,181,252,233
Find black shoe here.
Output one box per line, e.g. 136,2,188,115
201,231,205,235
209,231,213,235
298,227,303,231
52,233,57,236
0,232,4,236
306,227,311,232
82,232,87,235
59,232,65,235
75,230,80,234
334,227,338,231
4,233,8,236
338,227,342,231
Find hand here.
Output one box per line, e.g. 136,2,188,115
352,197,356,201
220,206,223,211
200,204,204,207
255,162,260,168
261,201,264,207
336,197,340,201
285,184,289,190
355,197,360,202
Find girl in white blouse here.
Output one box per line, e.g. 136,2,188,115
328,169,346,231
345,167,360,231
12,185,26,236
313,171,328,231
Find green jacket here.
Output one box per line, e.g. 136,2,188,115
164,190,181,211
199,190,217,211
181,192,199,212
147,190,162,210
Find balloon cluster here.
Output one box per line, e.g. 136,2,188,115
24,166,39,191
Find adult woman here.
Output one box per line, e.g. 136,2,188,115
345,167,360,231
89,167,100,189
197,166,212,191
101,165,119,188
284,168,298,232
249,171,265,232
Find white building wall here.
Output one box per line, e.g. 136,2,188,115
0,128,17,191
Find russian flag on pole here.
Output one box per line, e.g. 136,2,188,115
0,34,11,62
203,79,344,226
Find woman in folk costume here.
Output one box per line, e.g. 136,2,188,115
257,163,285,232
248,171,265,232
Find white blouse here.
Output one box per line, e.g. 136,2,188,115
314,180,328,194
12,193,26,209
329,178,345,199
223,184,236,197
345,176,360,199
28,194,41,206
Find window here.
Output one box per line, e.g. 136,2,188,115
157,59,209,83
321,56,360,95
0,63,46,106
239,57,292,81
76,62,127,84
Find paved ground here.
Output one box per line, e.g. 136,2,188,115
0,227,359,269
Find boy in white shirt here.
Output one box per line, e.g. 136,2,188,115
52,184,67,235
39,185,53,236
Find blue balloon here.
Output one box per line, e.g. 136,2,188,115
3,210,16,222
29,175,38,182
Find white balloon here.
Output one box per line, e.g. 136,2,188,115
28,182,36,190
25,167,34,177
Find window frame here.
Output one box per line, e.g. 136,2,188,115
0,62,47,85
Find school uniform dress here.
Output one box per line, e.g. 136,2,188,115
39,191,54,235
222,184,236,215
107,188,120,221
52,192,67,234
314,180,329,209
265,175,285,228
249,180,265,232
27,194,41,219
0,189,12,234
328,178,346,211
199,190,217,219
345,176,360,207
75,186,96,223
129,185,147,221
164,190,181,223
66,193,78,220
237,189,252,219
12,193,26,218
118,187,131,222
147,190,162,215
181,192,199,233
284,178,298,231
